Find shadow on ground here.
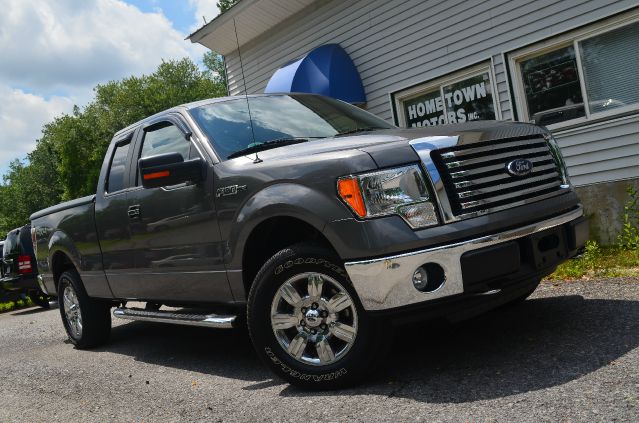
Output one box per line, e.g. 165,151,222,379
98,294,639,402
9,304,57,316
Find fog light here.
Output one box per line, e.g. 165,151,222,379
412,263,446,292
412,267,429,291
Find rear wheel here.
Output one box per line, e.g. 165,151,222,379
247,243,390,390
58,270,111,348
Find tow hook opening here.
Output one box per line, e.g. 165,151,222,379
412,263,446,293
538,233,560,252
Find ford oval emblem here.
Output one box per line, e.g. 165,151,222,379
506,159,534,177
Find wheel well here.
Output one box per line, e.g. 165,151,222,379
242,217,338,297
51,251,75,291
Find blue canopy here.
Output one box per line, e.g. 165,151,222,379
264,44,366,104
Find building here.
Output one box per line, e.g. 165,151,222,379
189,0,639,243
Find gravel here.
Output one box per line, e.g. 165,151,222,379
0,278,637,422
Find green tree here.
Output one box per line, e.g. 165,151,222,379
217,0,239,13
0,139,63,233
203,51,227,89
0,58,225,234
202,0,239,93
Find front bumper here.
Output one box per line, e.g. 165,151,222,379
344,206,587,311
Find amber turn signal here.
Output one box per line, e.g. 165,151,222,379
143,170,170,180
337,177,366,218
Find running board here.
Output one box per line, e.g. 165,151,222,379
113,307,236,329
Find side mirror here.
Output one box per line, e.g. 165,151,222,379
139,152,205,189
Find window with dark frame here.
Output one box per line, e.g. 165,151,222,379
136,122,191,185
394,68,496,128
516,18,639,127
106,141,130,193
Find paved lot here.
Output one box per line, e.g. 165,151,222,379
0,278,637,422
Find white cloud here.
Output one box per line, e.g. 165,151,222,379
0,87,73,171
0,0,207,95
188,0,221,32
0,0,215,175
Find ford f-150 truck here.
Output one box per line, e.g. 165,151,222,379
31,93,588,389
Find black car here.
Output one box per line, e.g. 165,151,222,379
1,224,51,308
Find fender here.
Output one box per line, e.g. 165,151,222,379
47,230,113,298
45,230,83,293
226,182,350,269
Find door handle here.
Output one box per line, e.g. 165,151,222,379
128,205,141,219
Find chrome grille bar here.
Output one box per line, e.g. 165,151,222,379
457,173,561,198
439,138,547,159
459,180,563,208
454,164,557,187
448,157,554,179
444,146,550,168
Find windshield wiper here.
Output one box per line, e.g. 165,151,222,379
227,138,311,159
336,126,387,136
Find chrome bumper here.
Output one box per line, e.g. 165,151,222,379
344,207,584,311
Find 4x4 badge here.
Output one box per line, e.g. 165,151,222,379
506,159,533,177
216,184,247,197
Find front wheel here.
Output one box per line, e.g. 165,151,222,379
247,243,390,390
58,269,111,349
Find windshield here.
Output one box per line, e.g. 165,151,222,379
188,94,394,159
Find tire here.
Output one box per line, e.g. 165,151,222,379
247,243,390,390
28,290,51,309
58,269,111,349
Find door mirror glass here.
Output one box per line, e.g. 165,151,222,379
138,152,204,189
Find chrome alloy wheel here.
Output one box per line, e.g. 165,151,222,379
270,272,358,366
63,285,82,338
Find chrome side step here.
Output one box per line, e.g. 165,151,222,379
113,307,237,329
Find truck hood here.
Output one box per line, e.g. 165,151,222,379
254,120,548,168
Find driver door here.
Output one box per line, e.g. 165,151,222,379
108,114,232,303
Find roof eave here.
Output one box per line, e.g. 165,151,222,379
188,0,256,44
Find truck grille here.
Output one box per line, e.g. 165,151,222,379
431,135,566,217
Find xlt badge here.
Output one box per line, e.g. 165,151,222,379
216,184,247,197
506,159,533,177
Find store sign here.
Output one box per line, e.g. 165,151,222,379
401,72,496,127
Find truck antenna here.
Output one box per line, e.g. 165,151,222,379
233,18,262,164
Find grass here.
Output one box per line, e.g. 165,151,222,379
0,297,35,314
546,241,639,281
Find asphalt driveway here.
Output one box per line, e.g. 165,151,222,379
0,278,637,422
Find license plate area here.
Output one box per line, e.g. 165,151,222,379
529,226,568,270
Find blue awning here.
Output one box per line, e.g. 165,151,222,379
264,44,366,104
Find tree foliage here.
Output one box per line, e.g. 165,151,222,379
217,0,239,13
0,58,225,235
203,51,227,90
204,0,238,89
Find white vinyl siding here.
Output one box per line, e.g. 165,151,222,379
223,0,639,186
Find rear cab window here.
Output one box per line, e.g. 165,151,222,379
106,140,131,194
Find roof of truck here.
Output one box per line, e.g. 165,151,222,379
112,93,289,139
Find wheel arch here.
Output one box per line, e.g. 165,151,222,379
48,230,82,293
240,215,339,299
227,183,350,298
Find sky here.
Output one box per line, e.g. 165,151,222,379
0,0,222,177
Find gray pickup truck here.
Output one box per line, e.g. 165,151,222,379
31,93,588,389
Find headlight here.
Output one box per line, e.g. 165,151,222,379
337,165,438,229
545,134,571,187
